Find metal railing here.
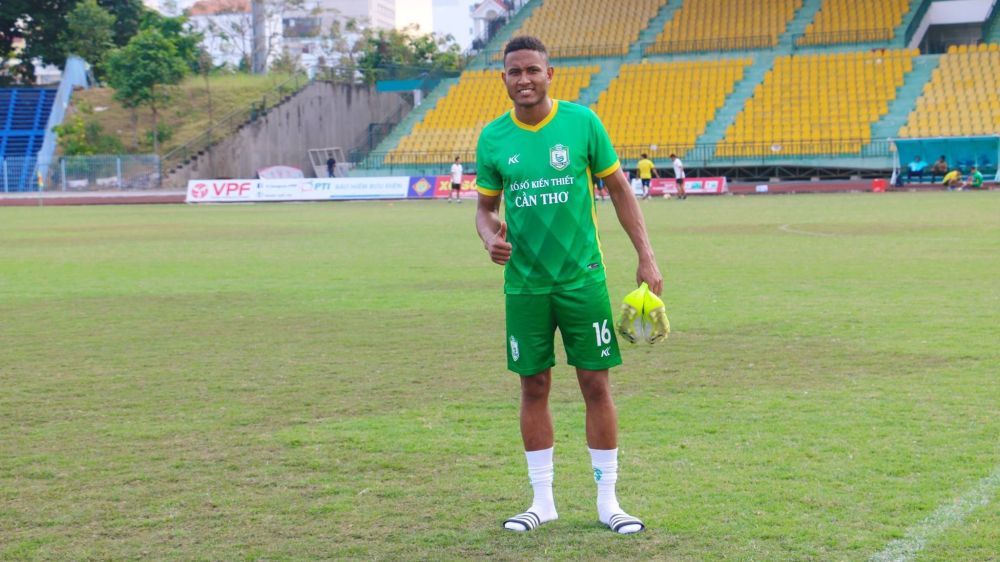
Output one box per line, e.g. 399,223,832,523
485,42,630,62
161,72,310,173
358,139,893,170
793,29,894,48
643,35,775,55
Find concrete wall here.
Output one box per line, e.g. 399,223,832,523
166,82,410,186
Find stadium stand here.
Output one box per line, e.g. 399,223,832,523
0,88,57,191
647,0,802,54
507,0,668,58
592,58,751,159
387,65,598,164
899,43,1000,138
717,49,917,156
797,0,910,45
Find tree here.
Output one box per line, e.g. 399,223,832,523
105,28,187,155
0,0,146,83
60,0,117,81
354,25,462,85
140,10,204,72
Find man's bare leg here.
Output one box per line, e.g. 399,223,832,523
578,368,644,534
504,369,558,531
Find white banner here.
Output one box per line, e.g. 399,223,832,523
186,177,410,203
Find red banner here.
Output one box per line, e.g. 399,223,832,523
433,174,479,198
649,177,727,196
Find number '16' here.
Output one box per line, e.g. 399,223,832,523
592,319,611,346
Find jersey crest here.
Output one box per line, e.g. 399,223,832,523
549,144,569,170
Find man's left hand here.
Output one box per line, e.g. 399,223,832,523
637,258,663,295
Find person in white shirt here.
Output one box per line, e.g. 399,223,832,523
450,157,464,203
670,154,686,200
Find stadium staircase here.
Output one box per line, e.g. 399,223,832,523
776,0,825,53
869,54,941,143
0,88,57,191
626,0,684,61
575,61,621,107
694,54,775,158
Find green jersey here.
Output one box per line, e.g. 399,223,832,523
970,170,983,188
476,100,621,295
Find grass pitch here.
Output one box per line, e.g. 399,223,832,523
1,193,998,560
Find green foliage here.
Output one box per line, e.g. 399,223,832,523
61,0,117,81
269,49,300,75
52,114,124,155
105,28,187,153
0,0,146,84
351,25,463,85
139,10,203,73
144,122,173,145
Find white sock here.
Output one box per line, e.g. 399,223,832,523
590,447,642,534
504,447,557,530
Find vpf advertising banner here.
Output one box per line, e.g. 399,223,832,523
186,177,410,203
649,177,728,196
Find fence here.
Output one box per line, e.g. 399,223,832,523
359,139,893,172
643,35,775,55
0,155,161,192
793,29,895,48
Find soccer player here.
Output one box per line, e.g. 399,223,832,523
474,35,663,535
964,165,984,190
636,153,658,199
670,153,686,199
450,156,464,202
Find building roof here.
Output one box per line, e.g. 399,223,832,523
188,0,249,16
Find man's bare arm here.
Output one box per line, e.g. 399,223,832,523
476,193,511,265
602,167,663,294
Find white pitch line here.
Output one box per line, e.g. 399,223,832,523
777,223,839,237
869,465,1000,562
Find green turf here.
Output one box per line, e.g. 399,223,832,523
1,193,998,560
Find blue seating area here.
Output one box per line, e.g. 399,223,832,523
1,88,57,191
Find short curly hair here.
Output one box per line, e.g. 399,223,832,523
504,35,548,61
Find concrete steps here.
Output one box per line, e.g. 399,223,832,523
575,60,622,108
625,0,684,62
693,53,776,153
775,0,825,53
870,54,940,141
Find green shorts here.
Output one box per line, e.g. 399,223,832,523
505,282,622,376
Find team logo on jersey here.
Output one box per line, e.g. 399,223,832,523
549,144,569,170
510,336,520,361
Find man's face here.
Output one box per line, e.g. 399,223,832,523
503,49,553,109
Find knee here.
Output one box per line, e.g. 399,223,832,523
578,373,612,403
521,371,551,402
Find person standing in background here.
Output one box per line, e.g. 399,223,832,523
450,157,464,203
670,154,686,200
636,153,658,200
